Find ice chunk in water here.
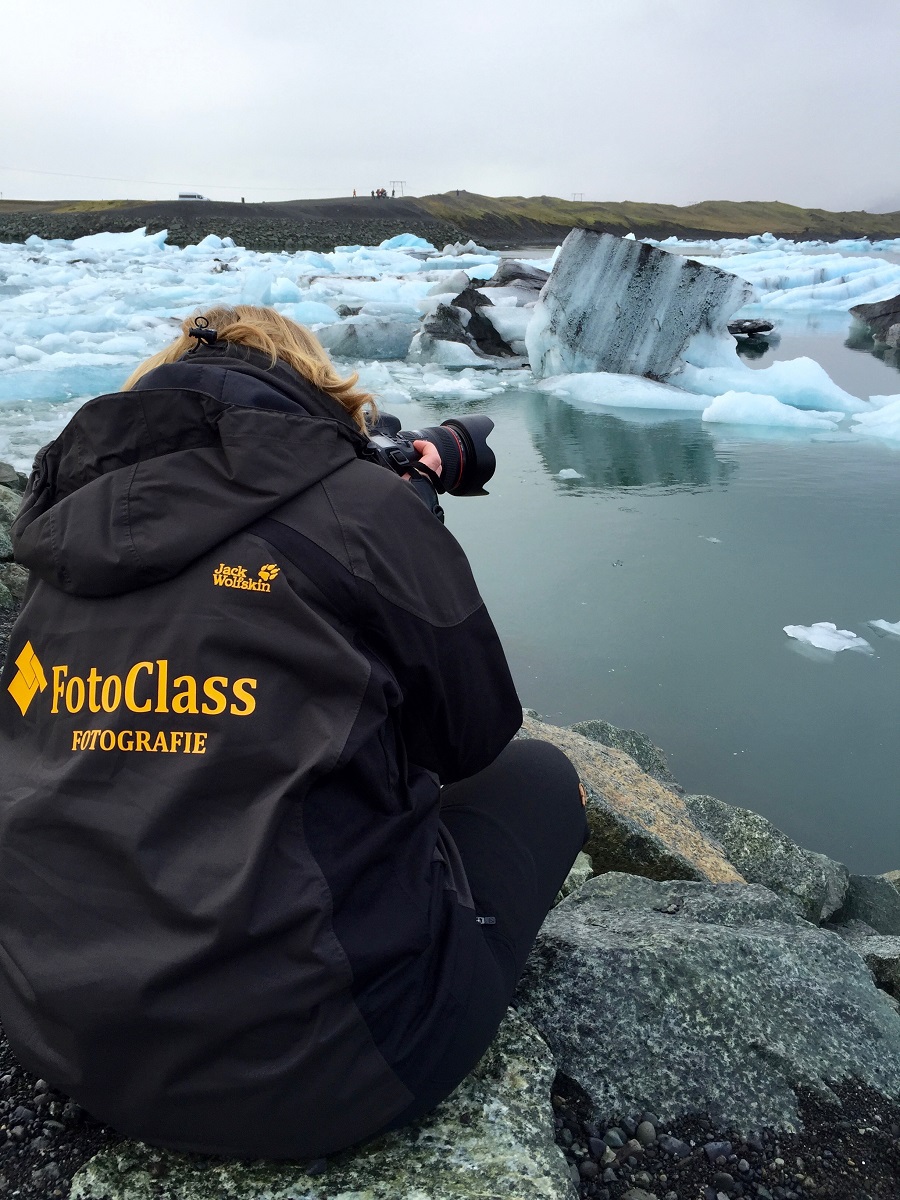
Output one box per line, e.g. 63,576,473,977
701,392,844,429
537,372,708,410
783,623,872,653
676,357,865,414
851,396,900,441
557,468,584,479
869,619,900,636
526,230,753,380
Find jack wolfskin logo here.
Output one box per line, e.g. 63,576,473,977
7,641,48,715
212,562,280,592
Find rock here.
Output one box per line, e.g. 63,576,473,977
519,716,743,884
526,230,753,380
516,873,900,1133
833,874,900,935
681,793,849,923
555,851,593,905
834,930,900,999
849,293,900,344
882,869,900,894
0,484,21,529
0,525,12,564
0,581,15,611
0,462,21,489
70,1008,576,1200
570,718,679,789
0,563,28,602
727,319,775,337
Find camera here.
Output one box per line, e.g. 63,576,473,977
364,413,496,496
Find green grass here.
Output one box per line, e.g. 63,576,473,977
417,192,900,238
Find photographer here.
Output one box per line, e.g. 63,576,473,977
0,305,587,1159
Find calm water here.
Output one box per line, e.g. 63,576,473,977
401,330,900,874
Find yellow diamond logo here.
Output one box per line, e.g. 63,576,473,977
7,641,48,716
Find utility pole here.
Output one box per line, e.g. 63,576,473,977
572,192,584,202
390,180,407,197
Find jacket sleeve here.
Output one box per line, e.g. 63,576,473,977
336,467,523,784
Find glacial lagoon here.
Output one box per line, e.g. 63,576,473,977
384,324,900,875
0,230,898,872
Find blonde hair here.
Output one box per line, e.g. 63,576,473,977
122,305,375,433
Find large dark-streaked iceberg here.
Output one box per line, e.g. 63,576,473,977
526,230,754,380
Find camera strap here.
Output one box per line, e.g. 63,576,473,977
406,473,445,524
410,461,445,494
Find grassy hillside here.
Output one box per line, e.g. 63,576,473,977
417,192,900,242
1,193,897,248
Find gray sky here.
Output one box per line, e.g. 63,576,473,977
3,0,899,211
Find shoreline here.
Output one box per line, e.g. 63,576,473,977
1,192,899,254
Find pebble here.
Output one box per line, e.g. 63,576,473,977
636,1119,657,1145
704,1139,733,1162
603,1127,625,1148
602,1166,617,1183
737,1158,750,1172
658,1133,692,1157
601,1145,617,1166
578,1159,599,1180
588,1135,605,1157
625,1137,644,1156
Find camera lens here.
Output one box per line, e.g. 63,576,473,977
400,416,495,496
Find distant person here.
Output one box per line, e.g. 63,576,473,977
0,305,587,1161
391,189,395,198
371,189,375,197
352,188,357,197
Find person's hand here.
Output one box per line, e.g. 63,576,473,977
403,440,442,481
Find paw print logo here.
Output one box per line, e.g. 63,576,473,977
258,564,280,582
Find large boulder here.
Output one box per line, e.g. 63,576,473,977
682,792,849,923
833,928,900,1001
516,873,900,1133
833,873,900,934
883,869,900,894
520,716,743,885
570,717,679,789
526,230,753,380
70,1009,576,1200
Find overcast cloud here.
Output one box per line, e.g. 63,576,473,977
3,0,899,211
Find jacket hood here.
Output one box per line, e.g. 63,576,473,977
12,344,368,597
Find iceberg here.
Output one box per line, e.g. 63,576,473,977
537,372,707,411
783,623,872,653
526,230,753,380
701,392,844,429
850,395,900,440
870,618,900,636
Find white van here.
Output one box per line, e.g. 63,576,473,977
177,192,209,201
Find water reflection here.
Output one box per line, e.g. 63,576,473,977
844,322,900,373
525,392,735,491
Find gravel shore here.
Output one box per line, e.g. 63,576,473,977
551,1071,900,1200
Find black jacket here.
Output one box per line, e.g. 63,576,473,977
0,344,522,1158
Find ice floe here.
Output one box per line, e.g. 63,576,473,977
783,623,873,653
850,395,900,440
537,372,707,411
869,619,900,636
701,392,845,429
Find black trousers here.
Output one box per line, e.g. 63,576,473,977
384,737,588,1129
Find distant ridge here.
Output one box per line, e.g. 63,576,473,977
1,193,898,250
416,193,900,244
